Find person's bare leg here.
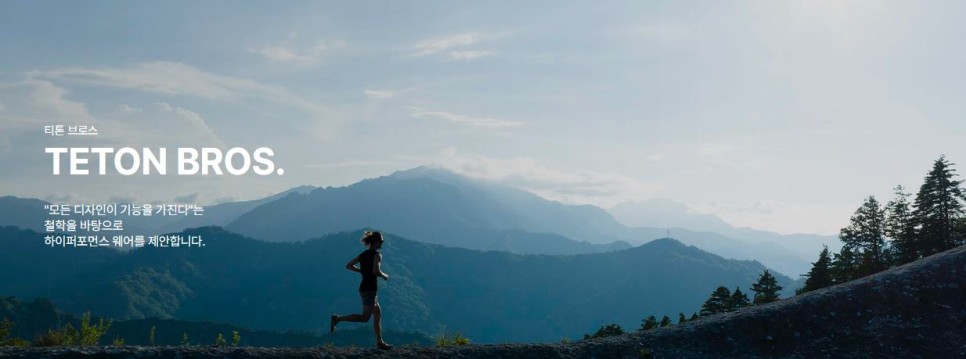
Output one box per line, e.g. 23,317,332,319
373,304,384,344
335,306,373,325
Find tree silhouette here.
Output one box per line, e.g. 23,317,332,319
840,196,888,274
729,287,751,309
700,286,732,316
886,185,918,264
797,245,833,294
584,323,624,339
751,270,782,304
830,245,860,283
913,155,965,256
659,315,672,327
639,316,658,331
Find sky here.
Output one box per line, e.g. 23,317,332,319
1,1,965,236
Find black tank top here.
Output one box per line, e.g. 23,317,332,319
358,249,378,292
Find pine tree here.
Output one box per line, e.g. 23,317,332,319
585,323,625,339
958,217,966,247
689,313,699,321
840,196,888,274
751,270,782,304
797,245,833,294
830,244,860,283
729,287,750,309
886,185,918,264
700,286,732,316
659,315,672,327
640,315,658,331
677,313,687,324
913,155,965,256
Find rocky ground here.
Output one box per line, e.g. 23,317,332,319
3,244,965,358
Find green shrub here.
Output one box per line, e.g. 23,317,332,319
1,338,28,347
214,333,226,347
181,332,189,347
112,335,124,346
0,318,29,347
78,312,111,346
435,331,470,347
232,330,241,346
33,323,75,346
0,319,11,341
31,312,111,347
149,325,156,346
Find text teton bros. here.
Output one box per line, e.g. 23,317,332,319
44,147,283,176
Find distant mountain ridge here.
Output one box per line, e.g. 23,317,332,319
226,169,632,255
158,185,317,233
225,166,816,275
0,166,830,275
0,196,48,232
609,199,841,261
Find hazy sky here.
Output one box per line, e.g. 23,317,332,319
1,1,964,235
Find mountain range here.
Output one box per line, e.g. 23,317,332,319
609,199,841,263
10,239,957,358
0,166,833,275
0,225,794,343
224,167,829,275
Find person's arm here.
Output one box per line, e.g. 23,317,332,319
373,253,389,281
345,255,361,273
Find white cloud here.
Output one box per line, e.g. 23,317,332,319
156,102,206,125
153,102,173,112
0,86,223,147
29,61,331,119
407,106,524,128
433,147,663,207
118,104,142,114
0,80,94,129
628,22,694,44
411,32,502,56
691,200,854,235
174,192,199,203
31,62,237,99
0,80,226,196
449,50,492,61
689,140,770,171
364,89,395,99
249,32,343,65
694,143,737,157
645,154,665,162
44,193,76,203
305,160,400,169
152,102,224,147
249,43,329,65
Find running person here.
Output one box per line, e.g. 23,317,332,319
330,231,392,350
